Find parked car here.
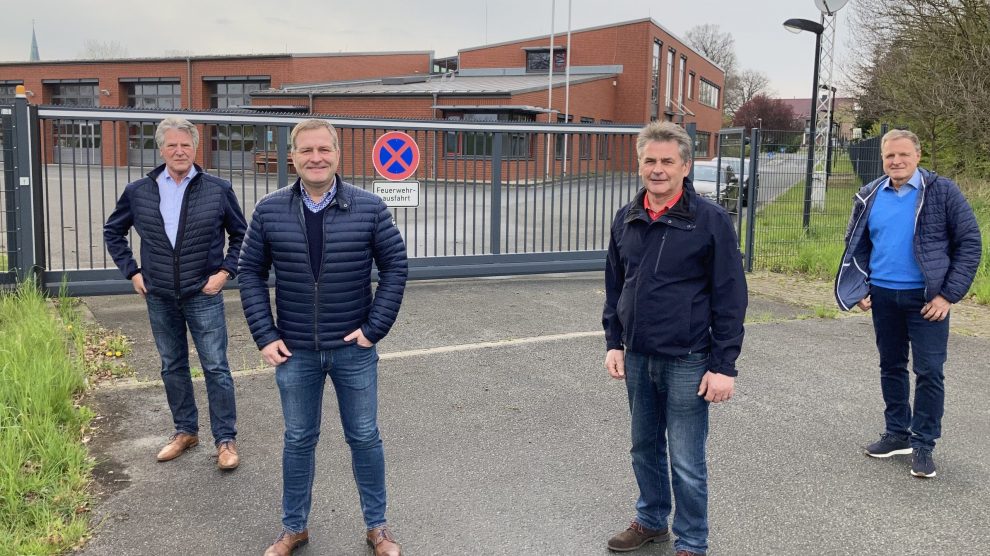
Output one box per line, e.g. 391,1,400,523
691,160,736,202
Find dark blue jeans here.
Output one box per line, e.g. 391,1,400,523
624,351,711,555
275,345,386,533
145,291,237,445
869,286,949,450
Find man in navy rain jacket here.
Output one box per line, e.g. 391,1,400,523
238,119,407,556
835,129,982,479
602,121,747,556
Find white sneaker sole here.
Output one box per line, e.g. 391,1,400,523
910,469,936,478
866,447,912,458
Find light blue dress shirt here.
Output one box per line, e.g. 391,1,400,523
157,166,198,247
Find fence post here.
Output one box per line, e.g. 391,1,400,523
8,89,45,286
276,125,290,186
745,128,759,272
490,132,503,255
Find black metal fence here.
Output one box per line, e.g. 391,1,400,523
2,102,646,295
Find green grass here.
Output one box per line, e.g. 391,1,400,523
752,163,990,305
0,282,93,555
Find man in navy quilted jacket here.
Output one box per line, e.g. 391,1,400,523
835,129,982,479
238,119,407,556
104,117,247,470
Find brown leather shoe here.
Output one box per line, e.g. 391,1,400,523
217,440,239,470
607,521,670,552
366,525,401,556
263,529,309,556
156,433,199,462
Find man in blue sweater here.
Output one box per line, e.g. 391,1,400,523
835,129,982,478
238,119,407,556
104,117,247,470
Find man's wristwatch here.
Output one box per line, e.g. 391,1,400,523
222,269,235,280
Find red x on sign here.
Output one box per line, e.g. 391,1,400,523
372,131,421,181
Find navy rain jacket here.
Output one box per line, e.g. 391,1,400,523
104,164,247,299
238,177,408,351
603,180,748,376
835,167,982,311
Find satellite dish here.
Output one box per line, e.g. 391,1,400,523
814,0,850,14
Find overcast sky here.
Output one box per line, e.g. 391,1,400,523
1,0,855,99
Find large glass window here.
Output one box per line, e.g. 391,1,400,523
128,81,181,109
598,119,612,160
678,56,686,110
443,112,534,158
0,83,20,104
688,71,695,100
665,49,675,111
526,49,566,73
651,40,661,117
695,131,711,158
211,80,269,108
579,117,593,159
47,82,102,164
699,79,720,109
209,79,271,168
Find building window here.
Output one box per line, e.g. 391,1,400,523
46,82,102,163
526,49,566,73
210,79,269,109
651,39,661,118
598,119,612,160
49,82,99,106
579,117,594,159
699,79,720,109
678,56,687,110
0,82,22,103
695,131,711,158
665,49,675,111
688,71,695,100
126,80,182,160
443,112,534,158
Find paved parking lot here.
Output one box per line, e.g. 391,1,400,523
79,273,990,555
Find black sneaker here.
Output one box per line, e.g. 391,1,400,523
865,433,912,458
911,448,937,478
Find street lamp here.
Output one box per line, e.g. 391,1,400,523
783,17,824,230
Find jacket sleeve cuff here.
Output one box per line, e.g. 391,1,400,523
606,342,624,351
710,365,738,377
126,268,141,279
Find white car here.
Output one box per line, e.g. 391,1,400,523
690,160,736,200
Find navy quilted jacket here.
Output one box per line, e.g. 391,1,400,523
835,168,982,310
237,177,408,351
104,164,247,299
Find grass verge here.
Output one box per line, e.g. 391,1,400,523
0,282,93,555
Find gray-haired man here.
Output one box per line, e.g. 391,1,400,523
105,117,247,469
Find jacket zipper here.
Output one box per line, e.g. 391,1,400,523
913,178,928,299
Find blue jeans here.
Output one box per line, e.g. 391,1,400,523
275,344,386,532
624,351,710,555
146,291,237,445
870,286,949,450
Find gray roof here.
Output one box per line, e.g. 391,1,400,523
258,72,616,97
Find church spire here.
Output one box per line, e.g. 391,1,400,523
30,21,40,62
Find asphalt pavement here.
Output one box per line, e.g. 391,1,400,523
78,273,990,555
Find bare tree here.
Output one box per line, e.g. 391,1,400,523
724,69,772,117
684,24,736,73
78,39,129,59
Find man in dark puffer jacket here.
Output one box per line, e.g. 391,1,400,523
238,119,407,556
104,117,247,470
835,129,982,479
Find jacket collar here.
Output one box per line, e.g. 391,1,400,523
290,174,352,211
625,178,698,229
147,163,204,184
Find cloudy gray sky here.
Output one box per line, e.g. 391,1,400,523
1,0,854,99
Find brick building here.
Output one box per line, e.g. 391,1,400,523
1,17,725,170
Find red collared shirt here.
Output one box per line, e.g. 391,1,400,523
644,190,683,220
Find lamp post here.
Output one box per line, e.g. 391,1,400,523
784,17,825,231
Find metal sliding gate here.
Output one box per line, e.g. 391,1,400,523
1,100,647,296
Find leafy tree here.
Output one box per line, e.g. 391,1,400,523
732,94,799,132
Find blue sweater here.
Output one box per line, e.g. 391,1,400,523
867,182,924,289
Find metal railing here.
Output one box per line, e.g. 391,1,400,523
4,102,645,295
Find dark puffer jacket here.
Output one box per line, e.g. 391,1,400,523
835,168,982,311
237,178,408,351
603,180,748,376
104,164,247,299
